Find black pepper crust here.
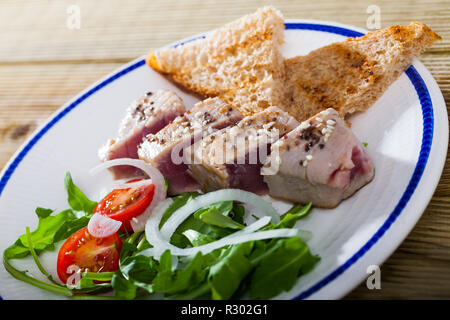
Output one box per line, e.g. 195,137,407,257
293,124,322,151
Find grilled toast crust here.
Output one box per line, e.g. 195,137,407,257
283,22,441,120
146,6,286,116
147,6,440,122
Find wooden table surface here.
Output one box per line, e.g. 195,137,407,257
1,0,449,299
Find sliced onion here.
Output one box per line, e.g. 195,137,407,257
144,198,174,244
142,196,307,260
234,217,312,242
145,206,269,259
181,216,271,247
88,213,122,238
160,189,280,241
113,178,153,190
230,216,271,236
141,228,304,259
171,256,179,271
90,158,166,232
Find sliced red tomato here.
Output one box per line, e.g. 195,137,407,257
57,226,122,284
94,179,155,232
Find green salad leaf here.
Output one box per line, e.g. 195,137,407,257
275,202,312,229
209,242,254,300
194,201,246,238
3,172,98,297
161,195,246,247
64,172,97,214
4,178,320,301
4,208,92,259
160,192,200,226
231,203,245,224
112,273,137,300
119,255,158,293
197,207,245,230
2,172,101,297
249,237,320,299
4,172,96,260
35,207,53,219
112,198,317,300
182,229,216,247
152,250,207,296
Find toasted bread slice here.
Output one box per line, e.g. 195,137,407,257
283,22,441,120
146,6,286,116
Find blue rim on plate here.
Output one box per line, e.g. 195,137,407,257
0,22,433,300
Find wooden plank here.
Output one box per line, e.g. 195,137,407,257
0,0,448,63
1,53,447,173
0,62,122,168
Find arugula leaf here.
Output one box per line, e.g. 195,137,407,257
182,229,216,246
193,201,234,220
4,209,91,259
35,207,53,219
4,183,320,301
249,237,319,299
120,255,158,293
2,255,73,296
194,201,233,217
160,195,248,248
82,272,115,282
193,201,245,238
277,202,312,228
263,202,312,231
4,172,96,259
135,237,152,253
208,242,254,300
112,273,137,300
64,172,97,214
119,231,142,260
25,226,58,284
121,242,138,255
160,192,200,227
150,250,173,292
231,203,245,224
153,251,207,296
197,209,245,230
157,192,207,248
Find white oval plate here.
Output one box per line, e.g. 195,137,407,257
0,20,447,300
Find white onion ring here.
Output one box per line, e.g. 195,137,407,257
88,213,122,238
141,228,304,259
181,216,272,247
160,189,280,241
144,198,174,257
90,158,166,232
113,178,153,189
142,197,308,260
229,216,271,236
145,212,270,259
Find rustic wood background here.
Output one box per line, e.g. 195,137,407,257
0,0,449,299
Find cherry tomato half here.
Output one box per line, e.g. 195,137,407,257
57,226,122,284
94,179,155,232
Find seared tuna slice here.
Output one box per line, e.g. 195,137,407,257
185,106,299,194
99,89,186,178
262,108,374,208
138,98,242,195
